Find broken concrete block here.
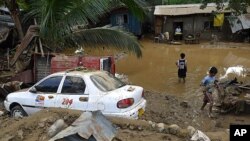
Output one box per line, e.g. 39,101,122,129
187,126,196,137
156,123,165,132
47,119,67,137
169,124,180,135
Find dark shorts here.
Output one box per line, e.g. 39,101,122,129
203,92,213,103
178,69,186,78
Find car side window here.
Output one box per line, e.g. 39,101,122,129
35,76,62,93
61,76,86,94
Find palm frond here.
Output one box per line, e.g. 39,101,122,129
25,0,112,40
65,28,142,58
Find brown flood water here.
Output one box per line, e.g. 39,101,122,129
79,39,250,97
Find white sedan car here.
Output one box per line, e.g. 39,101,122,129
4,70,146,119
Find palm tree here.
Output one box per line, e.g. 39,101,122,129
24,0,147,57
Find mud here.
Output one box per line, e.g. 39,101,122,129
115,40,250,95
71,39,250,96
0,39,250,141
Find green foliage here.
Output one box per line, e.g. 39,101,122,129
201,0,250,14
24,0,144,57
0,0,4,6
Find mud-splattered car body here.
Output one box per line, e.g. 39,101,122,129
4,70,146,119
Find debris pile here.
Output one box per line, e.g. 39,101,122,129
214,78,250,114
0,81,24,99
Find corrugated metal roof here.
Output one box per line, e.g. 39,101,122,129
154,3,229,16
228,14,250,33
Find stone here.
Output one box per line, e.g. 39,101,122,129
156,123,165,132
180,101,189,108
187,126,196,137
17,130,24,140
169,124,180,135
177,129,189,138
137,126,143,131
0,111,4,116
129,125,135,130
151,123,156,128
148,121,153,125
38,122,45,128
47,119,67,137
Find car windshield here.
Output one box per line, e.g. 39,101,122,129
90,72,125,92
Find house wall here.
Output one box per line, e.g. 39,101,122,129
156,14,232,40
110,9,142,36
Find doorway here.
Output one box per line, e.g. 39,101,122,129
173,22,183,40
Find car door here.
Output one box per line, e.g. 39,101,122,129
23,75,63,115
55,75,89,111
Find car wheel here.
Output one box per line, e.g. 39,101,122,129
11,105,27,118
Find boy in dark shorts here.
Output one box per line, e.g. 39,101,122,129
176,53,187,83
200,66,219,118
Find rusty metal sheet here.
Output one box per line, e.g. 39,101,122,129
49,111,117,141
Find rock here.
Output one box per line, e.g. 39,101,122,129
151,123,156,128
169,124,180,135
129,125,135,130
187,126,196,137
137,126,143,131
180,101,189,108
47,119,67,137
148,121,153,125
38,122,45,128
17,130,24,140
156,123,165,132
177,129,189,138
164,125,170,134
0,111,4,116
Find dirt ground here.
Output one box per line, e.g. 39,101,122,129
1,39,250,141
1,89,250,141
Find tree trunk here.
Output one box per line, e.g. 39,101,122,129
10,12,24,40
4,0,24,40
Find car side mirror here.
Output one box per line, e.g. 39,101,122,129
29,87,37,93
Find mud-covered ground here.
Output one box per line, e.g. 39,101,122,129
1,89,250,141
1,40,250,141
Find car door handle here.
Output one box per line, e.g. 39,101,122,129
79,97,88,102
48,95,54,99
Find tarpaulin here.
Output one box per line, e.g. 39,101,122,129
214,13,224,27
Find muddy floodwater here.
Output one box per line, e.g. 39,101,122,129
82,39,250,97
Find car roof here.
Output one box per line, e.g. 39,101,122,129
50,68,104,77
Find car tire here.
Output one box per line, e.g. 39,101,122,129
11,105,27,118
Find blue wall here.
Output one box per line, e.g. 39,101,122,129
110,12,142,36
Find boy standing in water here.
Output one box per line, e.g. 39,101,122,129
200,66,219,118
176,53,187,83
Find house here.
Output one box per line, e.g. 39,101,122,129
110,7,142,37
154,3,232,40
